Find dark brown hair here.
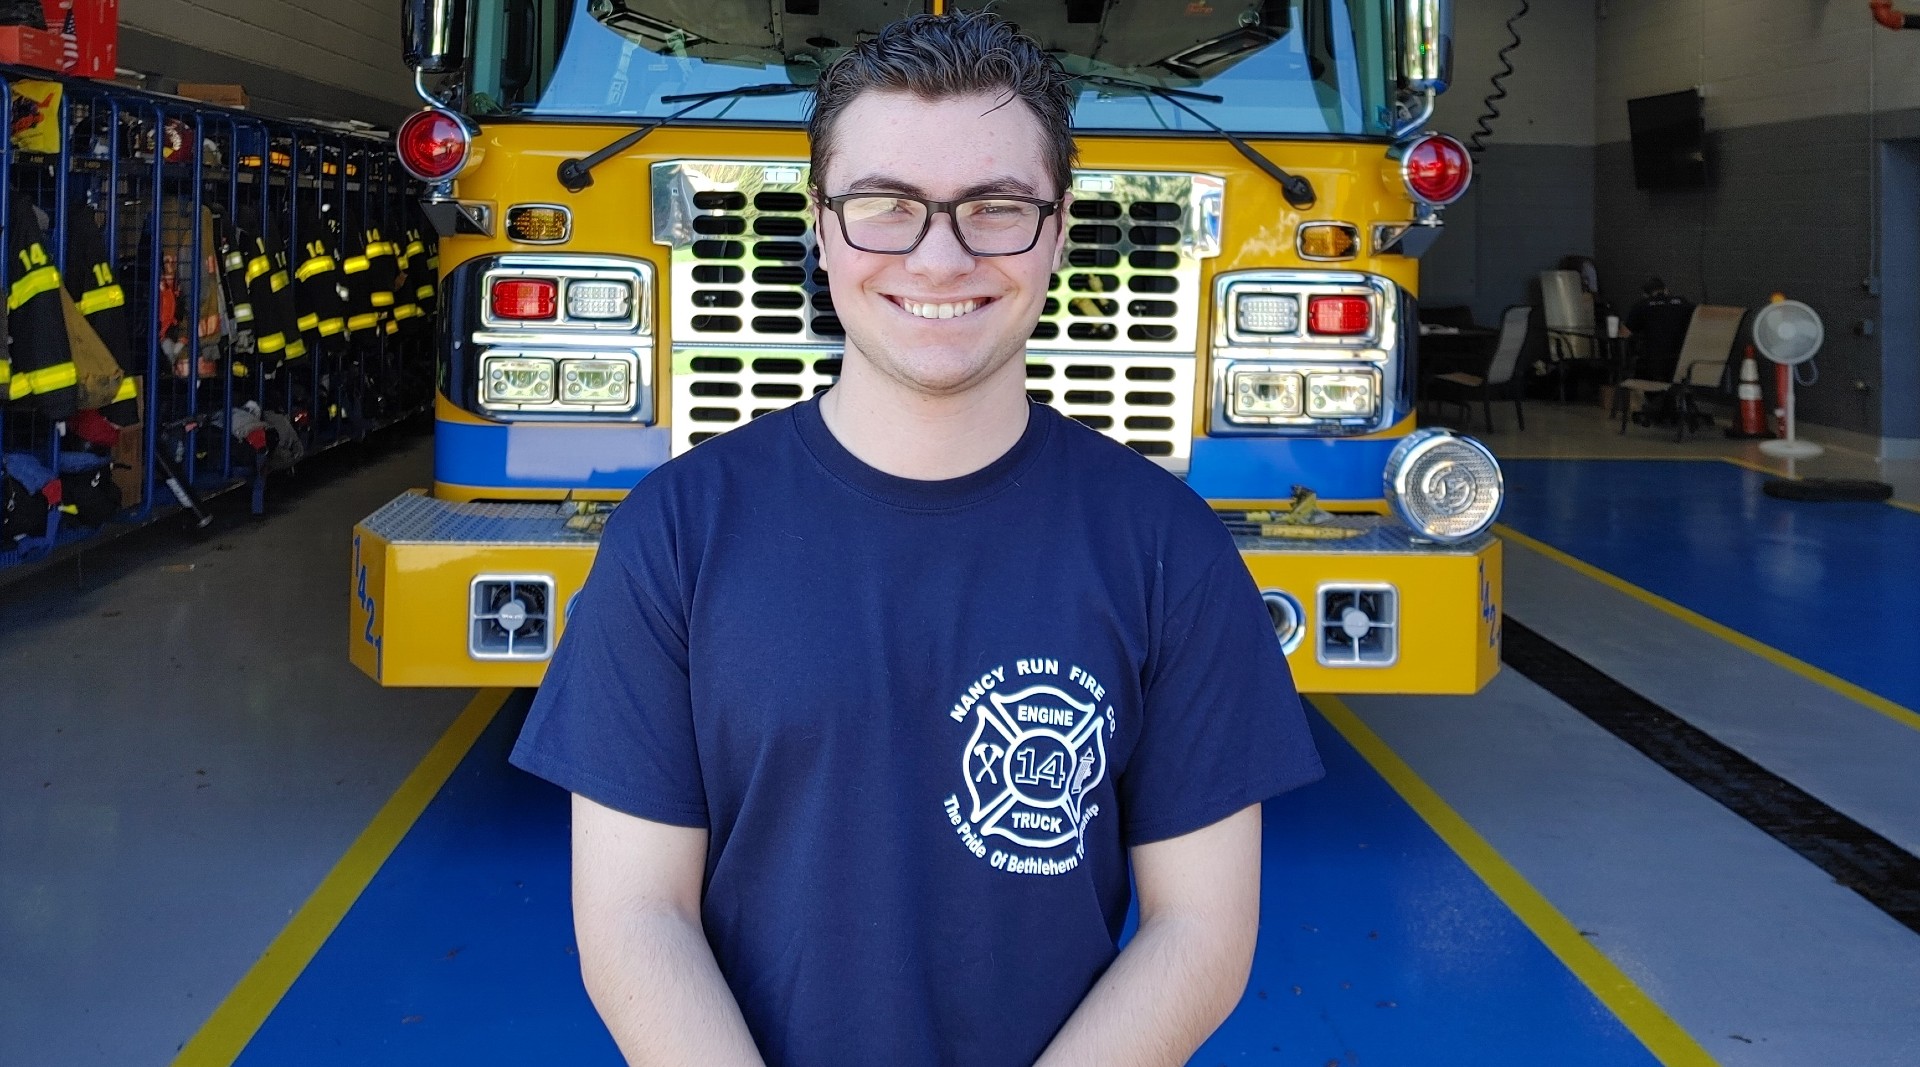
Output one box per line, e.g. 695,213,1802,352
807,11,1077,197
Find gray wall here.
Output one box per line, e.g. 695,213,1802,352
1420,0,1596,325
1594,0,1920,443
119,0,416,127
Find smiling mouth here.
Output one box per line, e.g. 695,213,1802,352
894,297,989,320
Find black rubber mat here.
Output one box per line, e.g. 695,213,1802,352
1501,617,1920,936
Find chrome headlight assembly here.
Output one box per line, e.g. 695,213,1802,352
1384,428,1503,543
482,356,555,405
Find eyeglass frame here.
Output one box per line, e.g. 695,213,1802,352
817,192,1064,257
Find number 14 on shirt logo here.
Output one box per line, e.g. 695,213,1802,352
951,662,1112,867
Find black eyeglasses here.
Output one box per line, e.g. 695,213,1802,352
819,193,1061,257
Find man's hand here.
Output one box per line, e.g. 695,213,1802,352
571,794,767,1067
1032,804,1265,1067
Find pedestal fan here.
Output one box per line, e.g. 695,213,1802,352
1749,295,1894,501
1752,296,1824,459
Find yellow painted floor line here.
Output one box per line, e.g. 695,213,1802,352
1496,523,1920,735
170,688,513,1067
1312,695,1721,1067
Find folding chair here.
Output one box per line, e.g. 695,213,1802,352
1616,305,1745,439
1426,304,1528,432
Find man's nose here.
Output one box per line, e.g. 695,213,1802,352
904,209,977,275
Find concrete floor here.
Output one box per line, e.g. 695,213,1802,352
3,401,1917,1065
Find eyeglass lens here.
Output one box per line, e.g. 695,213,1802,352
837,196,1048,255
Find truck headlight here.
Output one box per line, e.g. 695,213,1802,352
1305,373,1376,418
1384,428,1503,543
1229,369,1302,419
482,356,555,405
1234,293,1299,334
560,359,631,405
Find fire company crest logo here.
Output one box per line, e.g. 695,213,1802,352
943,658,1114,876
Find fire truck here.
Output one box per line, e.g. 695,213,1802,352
352,0,1505,693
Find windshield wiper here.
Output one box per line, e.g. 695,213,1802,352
557,82,810,193
1074,73,1316,210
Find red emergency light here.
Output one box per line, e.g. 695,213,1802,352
1401,134,1472,206
1307,295,1372,336
396,108,472,183
490,278,558,320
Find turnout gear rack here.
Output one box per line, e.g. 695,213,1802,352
0,64,436,574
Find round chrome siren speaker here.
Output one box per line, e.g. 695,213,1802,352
1384,428,1503,543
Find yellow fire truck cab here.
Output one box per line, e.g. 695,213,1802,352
354,0,1505,693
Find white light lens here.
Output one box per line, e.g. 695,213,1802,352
566,280,633,320
1230,370,1303,419
1306,373,1376,418
1235,293,1300,334
560,359,631,405
483,357,554,404
1384,428,1504,542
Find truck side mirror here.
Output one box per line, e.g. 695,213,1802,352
1400,0,1453,94
403,0,471,74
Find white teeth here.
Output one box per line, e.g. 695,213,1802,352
903,299,980,320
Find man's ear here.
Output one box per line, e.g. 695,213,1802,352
811,191,834,272
1051,191,1074,272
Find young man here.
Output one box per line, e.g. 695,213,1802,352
510,12,1322,1066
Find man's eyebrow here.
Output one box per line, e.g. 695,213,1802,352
841,173,1045,198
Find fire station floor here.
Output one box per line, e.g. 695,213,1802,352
3,401,1918,1067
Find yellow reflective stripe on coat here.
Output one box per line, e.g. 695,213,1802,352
257,331,287,354
246,255,272,283
77,284,126,315
285,337,307,359
295,255,335,281
370,290,395,307
297,312,319,332
232,302,254,323
318,316,346,337
416,283,435,300
269,270,291,293
8,264,61,310
24,361,77,393
348,312,380,331
366,241,397,258
405,239,426,259
343,255,370,275
112,376,139,403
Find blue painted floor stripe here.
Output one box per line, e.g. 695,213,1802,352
235,697,1662,1065
1499,459,1920,711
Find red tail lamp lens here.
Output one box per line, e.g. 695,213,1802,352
490,278,558,320
1404,135,1471,205
1308,295,1372,335
396,109,469,181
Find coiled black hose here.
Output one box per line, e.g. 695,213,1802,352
1469,1,1531,156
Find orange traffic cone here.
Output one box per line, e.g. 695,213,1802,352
1726,345,1770,439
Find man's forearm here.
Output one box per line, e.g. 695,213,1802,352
579,906,767,1067
1031,913,1254,1067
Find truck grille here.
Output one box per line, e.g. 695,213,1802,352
652,161,1218,467
672,350,1195,459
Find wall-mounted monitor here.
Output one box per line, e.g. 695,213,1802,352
1627,89,1708,189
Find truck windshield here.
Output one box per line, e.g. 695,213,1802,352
468,0,1394,137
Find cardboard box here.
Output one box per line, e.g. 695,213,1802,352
111,388,144,510
0,25,64,72
176,82,248,109
39,0,117,80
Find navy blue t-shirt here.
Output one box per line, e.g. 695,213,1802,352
510,396,1323,1066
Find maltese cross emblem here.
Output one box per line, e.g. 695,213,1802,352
962,684,1108,850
